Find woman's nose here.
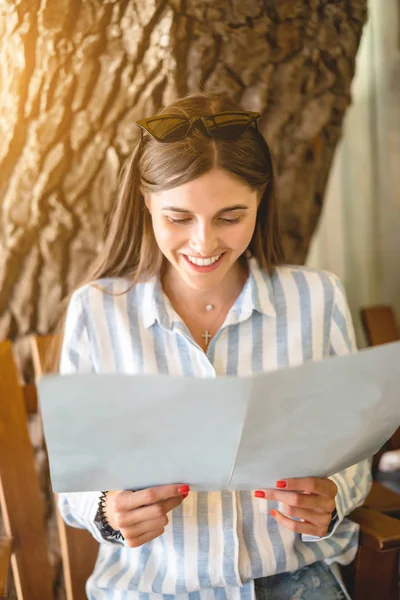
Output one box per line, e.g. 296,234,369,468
189,224,218,255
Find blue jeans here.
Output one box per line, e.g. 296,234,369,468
254,562,346,600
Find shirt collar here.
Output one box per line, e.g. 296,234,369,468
141,276,167,329
141,257,277,331
222,257,276,327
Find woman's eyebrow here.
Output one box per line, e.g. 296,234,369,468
216,204,249,214
161,204,249,214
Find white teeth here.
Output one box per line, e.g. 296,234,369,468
187,254,221,266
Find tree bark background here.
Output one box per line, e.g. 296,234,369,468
0,0,367,343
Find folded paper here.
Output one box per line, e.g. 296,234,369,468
38,341,400,493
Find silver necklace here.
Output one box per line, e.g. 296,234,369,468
201,303,222,347
163,278,228,347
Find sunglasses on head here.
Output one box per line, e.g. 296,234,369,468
135,111,261,143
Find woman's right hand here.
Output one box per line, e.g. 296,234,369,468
105,484,190,548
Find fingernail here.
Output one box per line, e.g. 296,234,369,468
270,509,277,517
254,490,265,498
178,485,190,494
276,480,287,488
182,492,188,499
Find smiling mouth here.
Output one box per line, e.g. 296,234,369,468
185,254,223,266
181,252,226,271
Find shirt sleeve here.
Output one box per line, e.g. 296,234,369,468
57,289,123,547
302,275,372,542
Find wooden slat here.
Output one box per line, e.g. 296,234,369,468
360,306,398,346
55,501,99,600
349,506,400,552
23,383,38,415
31,334,60,377
360,307,400,455
0,340,54,599
31,335,98,600
364,481,400,515
0,537,12,599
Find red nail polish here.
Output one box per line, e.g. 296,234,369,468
254,490,265,498
182,492,188,499
276,480,287,489
270,509,277,517
178,485,190,494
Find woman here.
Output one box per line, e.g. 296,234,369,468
60,93,371,600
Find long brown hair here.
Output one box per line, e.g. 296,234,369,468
49,93,283,369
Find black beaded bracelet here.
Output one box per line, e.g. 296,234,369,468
97,491,124,541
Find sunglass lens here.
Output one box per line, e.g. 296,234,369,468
203,113,254,139
144,117,190,141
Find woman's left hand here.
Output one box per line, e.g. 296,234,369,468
254,477,338,538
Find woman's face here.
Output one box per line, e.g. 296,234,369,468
145,168,259,292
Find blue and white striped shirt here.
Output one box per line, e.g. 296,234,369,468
60,258,371,600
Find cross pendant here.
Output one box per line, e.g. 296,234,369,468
202,330,212,346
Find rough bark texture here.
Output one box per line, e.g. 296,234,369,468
0,1,366,597
0,0,367,342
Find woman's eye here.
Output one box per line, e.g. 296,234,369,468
166,216,243,225
167,217,192,225
219,216,242,224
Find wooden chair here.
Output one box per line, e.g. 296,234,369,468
2,337,400,600
0,340,55,599
31,335,99,600
0,339,98,600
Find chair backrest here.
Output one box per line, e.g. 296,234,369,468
31,335,99,600
360,306,400,453
0,340,54,600
360,306,398,346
